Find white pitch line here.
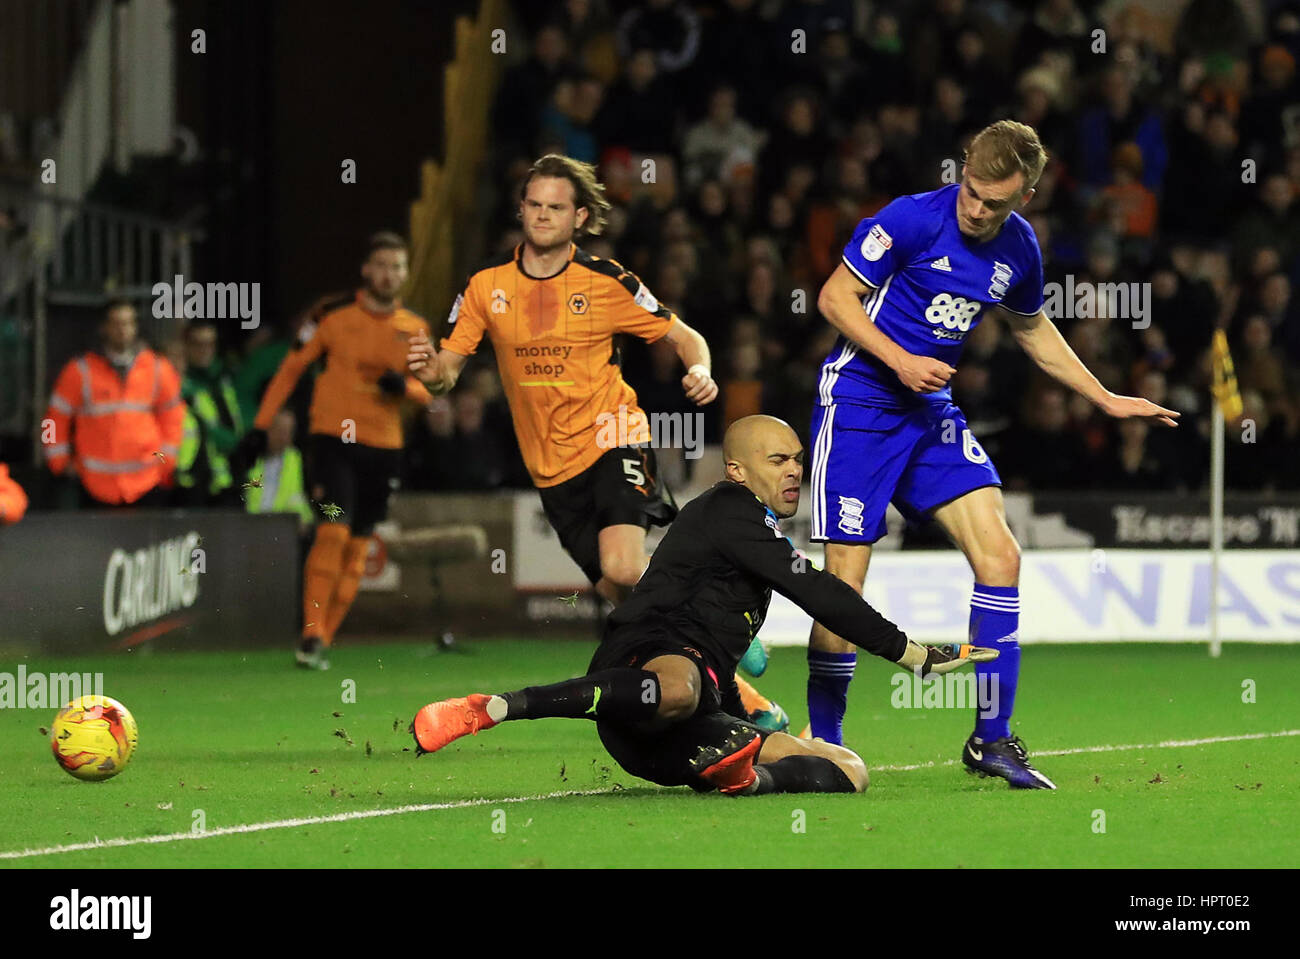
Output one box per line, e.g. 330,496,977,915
871,728,1300,772
0,788,614,862
5,729,1297,860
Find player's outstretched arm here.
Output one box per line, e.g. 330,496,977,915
252,323,326,429
818,264,954,393
407,329,467,396
1003,308,1180,427
754,544,992,675
708,490,993,673
659,318,718,405
239,321,329,464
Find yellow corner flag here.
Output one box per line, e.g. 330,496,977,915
1210,329,1243,422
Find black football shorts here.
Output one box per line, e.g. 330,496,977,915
537,444,676,585
587,626,762,790
308,434,401,535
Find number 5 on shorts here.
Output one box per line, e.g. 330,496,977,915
622,458,646,486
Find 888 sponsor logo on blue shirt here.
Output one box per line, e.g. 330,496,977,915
924,292,982,341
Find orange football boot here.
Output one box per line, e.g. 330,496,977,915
411,694,499,755
692,725,764,795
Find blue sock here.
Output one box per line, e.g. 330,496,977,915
807,650,856,745
970,584,1020,742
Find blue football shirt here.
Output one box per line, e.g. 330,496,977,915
818,183,1045,411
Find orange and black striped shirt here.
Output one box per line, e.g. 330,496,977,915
441,243,676,487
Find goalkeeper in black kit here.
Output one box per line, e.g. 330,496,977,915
412,415,997,795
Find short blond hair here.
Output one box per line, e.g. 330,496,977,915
521,154,612,236
964,120,1048,190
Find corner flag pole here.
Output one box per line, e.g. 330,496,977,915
1208,330,1242,659
1209,397,1224,659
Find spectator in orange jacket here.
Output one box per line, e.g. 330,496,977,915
43,299,185,507
0,463,26,524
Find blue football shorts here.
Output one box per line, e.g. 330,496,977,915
809,400,1001,544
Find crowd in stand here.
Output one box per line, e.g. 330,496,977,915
14,0,1300,519
436,0,1300,494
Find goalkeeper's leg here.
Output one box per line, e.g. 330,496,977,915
638,720,866,796
745,731,867,794
411,653,701,755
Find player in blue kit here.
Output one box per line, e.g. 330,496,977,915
805,121,1179,788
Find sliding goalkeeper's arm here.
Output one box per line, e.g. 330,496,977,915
707,488,997,676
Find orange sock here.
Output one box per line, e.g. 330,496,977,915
321,535,372,646
736,676,773,714
302,523,350,640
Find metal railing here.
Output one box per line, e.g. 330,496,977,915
0,184,197,451
0,0,183,453
3,186,196,306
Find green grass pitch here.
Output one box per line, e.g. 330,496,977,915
1,639,1296,868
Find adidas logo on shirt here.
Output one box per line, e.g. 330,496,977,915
930,256,952,272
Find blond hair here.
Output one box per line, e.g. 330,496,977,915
521,154,612,236
964,120,1048,190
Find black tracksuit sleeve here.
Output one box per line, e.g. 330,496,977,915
707,490,909,662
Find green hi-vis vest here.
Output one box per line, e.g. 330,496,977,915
178,380,242,495
178,405,201,476
245,447,313,525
